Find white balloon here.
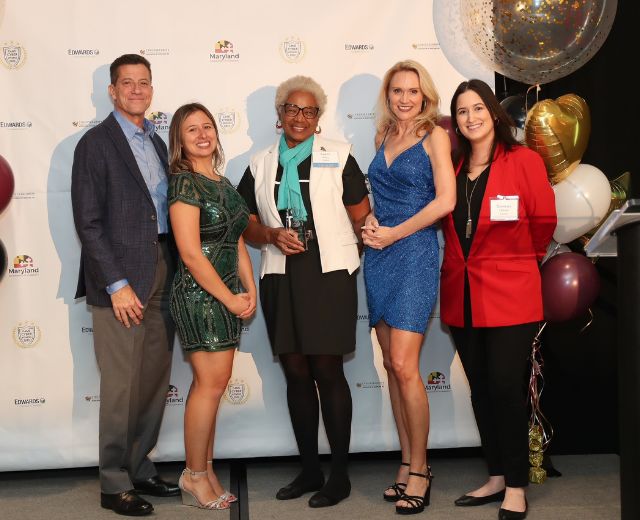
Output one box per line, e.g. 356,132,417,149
541,240,571,265
552,163,611,244
432,0,494,85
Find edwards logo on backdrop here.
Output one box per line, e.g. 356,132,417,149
67,48,100,57
1,120,32,129
14,397,46,407
344,43,374,53
1,41,26,69
210,40,240,62
13,321,42,348
8,254,39,277
280,36,305,63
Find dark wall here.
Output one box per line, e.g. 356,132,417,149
497,0,635,454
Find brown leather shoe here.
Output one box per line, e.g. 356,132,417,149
133,476,180,497
100,491,153,516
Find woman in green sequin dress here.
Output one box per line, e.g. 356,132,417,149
168,103,256,510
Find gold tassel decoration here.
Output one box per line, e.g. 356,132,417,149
528,323,554,484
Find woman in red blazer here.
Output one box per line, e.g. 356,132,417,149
441,79,556,520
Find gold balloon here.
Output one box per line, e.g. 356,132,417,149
525,94,591,185
609,171,632,211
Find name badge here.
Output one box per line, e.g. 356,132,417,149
312,150,339,168
490,195,519,221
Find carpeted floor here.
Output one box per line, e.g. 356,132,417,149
0,454,620,519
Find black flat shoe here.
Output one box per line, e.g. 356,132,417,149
498,498,528,519
132,475,180,497
275,473,325,500
308,477,351,508
455,489,506,506
101,491,154,516
395,467,432,515
383,461,410,502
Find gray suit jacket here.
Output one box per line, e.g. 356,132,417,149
71,112,171,307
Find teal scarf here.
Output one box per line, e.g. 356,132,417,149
277,134,313,221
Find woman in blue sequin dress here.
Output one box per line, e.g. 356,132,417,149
363,60,455,515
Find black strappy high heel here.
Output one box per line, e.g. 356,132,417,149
383,462,410,502
395,467,433,515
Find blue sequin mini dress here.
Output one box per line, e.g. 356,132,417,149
364,135,439,334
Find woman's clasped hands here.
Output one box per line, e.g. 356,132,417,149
361,214,398,250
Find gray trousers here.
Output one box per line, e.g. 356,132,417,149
91,241,175,494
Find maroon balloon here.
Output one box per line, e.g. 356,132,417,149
0,154,15,214
541,252,600,323
439,115,459,157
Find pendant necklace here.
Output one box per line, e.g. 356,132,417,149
465,170,484,239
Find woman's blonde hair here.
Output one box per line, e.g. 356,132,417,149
274,75,327,117
168,103,224,174
376,60,440,136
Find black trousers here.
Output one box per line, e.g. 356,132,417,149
449,279,538,487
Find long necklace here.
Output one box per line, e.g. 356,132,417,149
465,171,484,239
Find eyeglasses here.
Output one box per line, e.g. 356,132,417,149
281,103,319,119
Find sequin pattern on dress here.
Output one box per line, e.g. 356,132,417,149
364,136,439,333
169,172,249,352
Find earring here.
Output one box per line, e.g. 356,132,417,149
421,99,427,112
275,120,282,129
455,127,461,135
315,125,322,134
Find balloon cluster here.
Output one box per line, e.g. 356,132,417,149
497,87,623,325
0,154,15,283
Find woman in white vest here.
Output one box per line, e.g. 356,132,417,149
237,76,370,508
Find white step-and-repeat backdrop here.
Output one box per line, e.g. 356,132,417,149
0,0,493,471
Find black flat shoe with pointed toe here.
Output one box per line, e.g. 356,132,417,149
455,489,506,506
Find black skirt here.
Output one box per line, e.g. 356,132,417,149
259,238,357,356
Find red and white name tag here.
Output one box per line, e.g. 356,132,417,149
490,195,519,221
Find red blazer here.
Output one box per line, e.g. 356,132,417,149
440,145,556,328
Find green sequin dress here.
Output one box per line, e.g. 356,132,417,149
169,172,249,352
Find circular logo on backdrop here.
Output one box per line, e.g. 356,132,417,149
280,36,305,63
214,108,240,134
224,378,249,405
13,321,41,348
1,41,27,69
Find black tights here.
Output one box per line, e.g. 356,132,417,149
279,353,352,489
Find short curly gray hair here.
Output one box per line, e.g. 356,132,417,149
274,75,328,117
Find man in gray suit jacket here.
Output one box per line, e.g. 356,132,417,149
71,54,178,516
